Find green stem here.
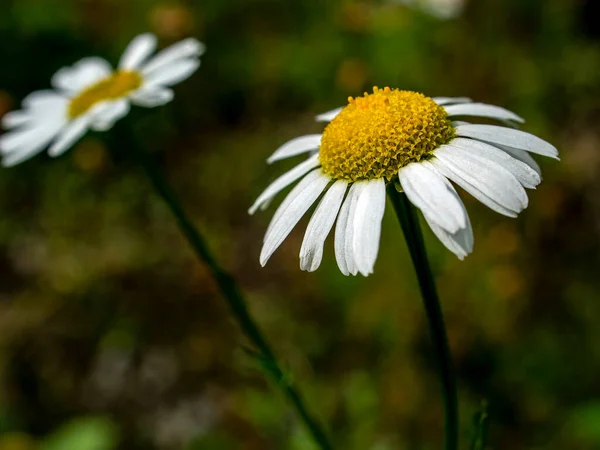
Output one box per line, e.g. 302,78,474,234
134,145,332,450
387,184,458,450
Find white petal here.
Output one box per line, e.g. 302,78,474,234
456,124,558,159
129,87,174,107
0,126,48,153
260,170,330,266
415,161,474,259
447,138,541,189
398,162,467,233
262,161,327,239
90,100,130,131
23,91,70,114
2,111,32,128
452,120,471,127
494,144,541,176
352,179,386,276
423,212,473,260
0,105,67,154
444,103,524,123
267,134,322,164
48,117,90,157
143,59,200,87
334,182,364,276
51,58,113,93
249,154,320,215
432,97,472,106
1,121,66,166
299,180,348,272
431,147,528,217
2,133,59,166
119,33,157,70
315,107,343,122
141,38,205,74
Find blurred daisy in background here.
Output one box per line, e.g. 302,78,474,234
250,87,558,276
0,33,205,167
394,0,467,20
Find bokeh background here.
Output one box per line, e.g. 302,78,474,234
1,0,599,448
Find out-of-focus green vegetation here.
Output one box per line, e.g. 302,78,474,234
0,0,599,448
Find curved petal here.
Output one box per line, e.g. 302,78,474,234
398,162,467,233
315,107,343,122
352,178,386,276
432,97,472,106
267,134,322,164
0,97,68,154
1,124,53,154
48,116,90,157
430,146,528,217
455,124,558,159
1,120,66,166
300,180,348,272
493,144,542,176
119,33,157,70
260,169,330,266
452,120,471,127
2,111,33,129
249,153,320,215
423,212,473,260
129,87,174,107
444,103,524,123
446,138,541,189
141,38,205,74
143,59,200,87
51,57,113,94
90,100,131,131
22,90,70,114
335,182,364,276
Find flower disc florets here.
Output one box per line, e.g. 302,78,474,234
68,71,143,119
319,87,455,182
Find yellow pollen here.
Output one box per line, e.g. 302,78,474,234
319,87,455,182
68,71,143,119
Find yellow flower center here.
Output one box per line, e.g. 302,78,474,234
68,71,143,119
319,87,455,182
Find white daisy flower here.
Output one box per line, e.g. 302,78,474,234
250,87,558,276
394,0,466,20
0,33,205,167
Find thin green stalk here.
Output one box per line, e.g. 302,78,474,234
387,184,458,450
133,145,332,450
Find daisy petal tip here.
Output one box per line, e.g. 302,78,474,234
315,107,343,123
299,257,319,273
337,266,349,276
259,253,270,267
248,198,268,215
195,40,207,56
135,33,158,48
176,38,206,57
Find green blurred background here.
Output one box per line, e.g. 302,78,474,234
1,0,599,448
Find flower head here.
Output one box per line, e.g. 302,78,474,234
250,88,558,276
0,33,205,166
